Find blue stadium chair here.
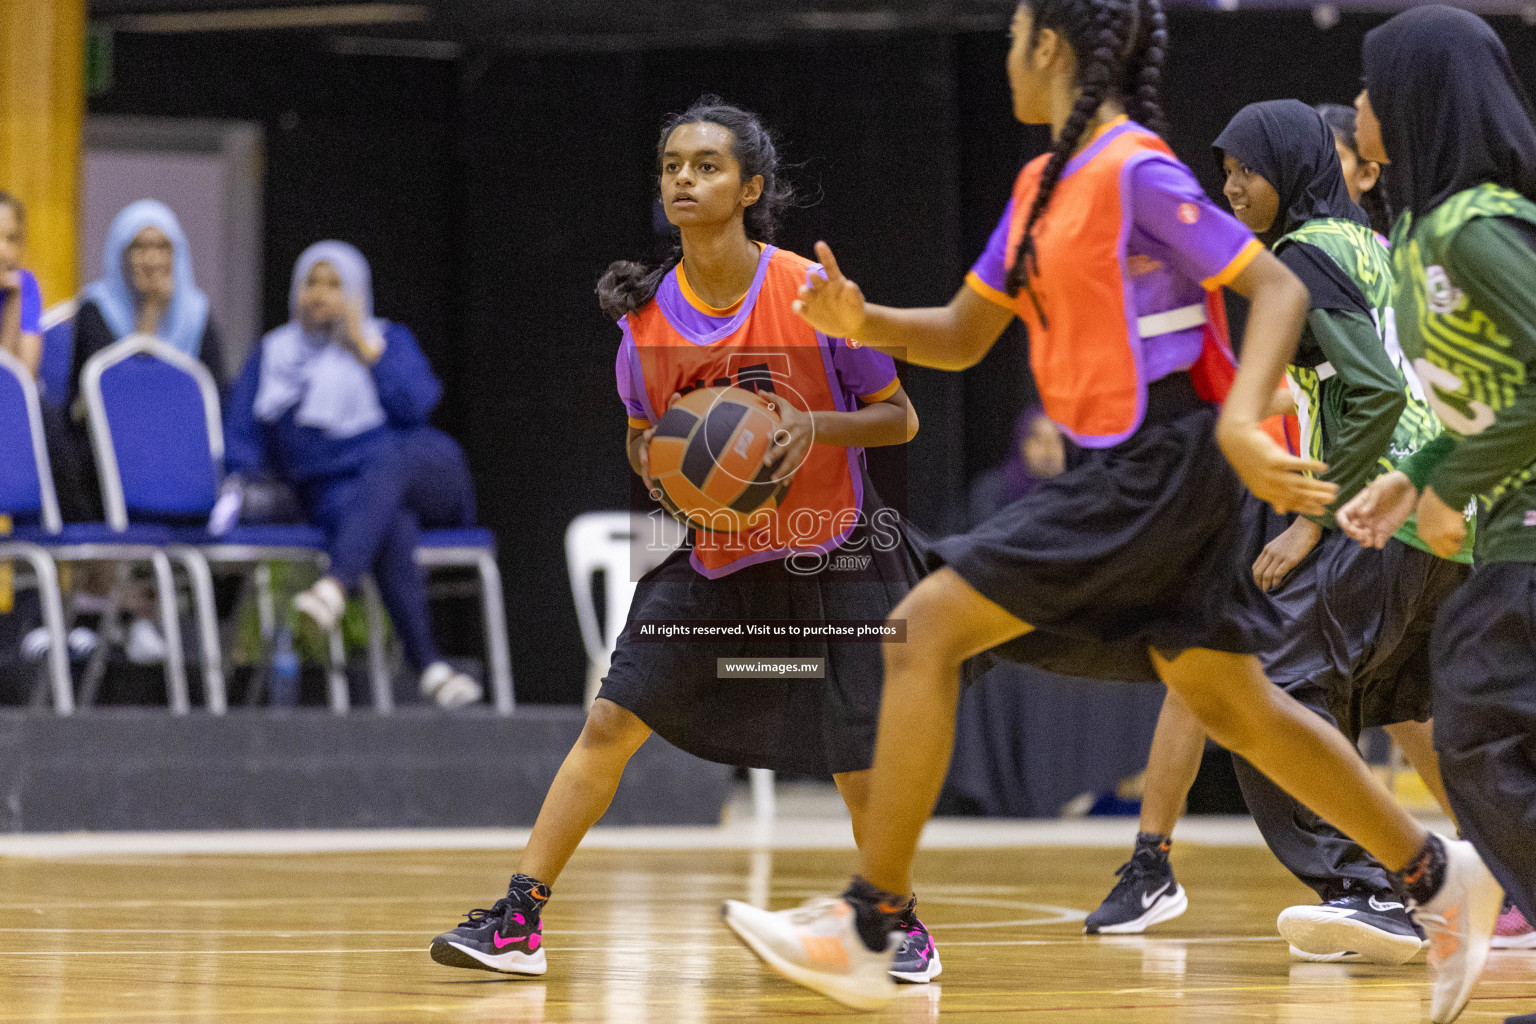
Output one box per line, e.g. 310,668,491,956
0,345,190,713
36,299,78,412
80,335,352,713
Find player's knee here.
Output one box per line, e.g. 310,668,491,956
580,698,650,751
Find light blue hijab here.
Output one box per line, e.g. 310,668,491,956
81,199,210,357
251,241,388,439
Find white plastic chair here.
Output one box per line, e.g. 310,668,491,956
564,510,777,838
565,511,685,705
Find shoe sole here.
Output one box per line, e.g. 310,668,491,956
428,938,547,976
1087,886,1189,935
1277,909,1423,966
890,946,942,983
1493,932,1536,950
721,901,894,1011
1288,943,1361,963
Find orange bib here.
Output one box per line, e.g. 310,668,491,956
625,247,864,577
1005,126,1236,446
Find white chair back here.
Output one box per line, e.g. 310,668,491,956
565,511,685,705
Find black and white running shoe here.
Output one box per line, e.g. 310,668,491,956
1279,891,1425,965
430,878,549,975
1085,855,1188,934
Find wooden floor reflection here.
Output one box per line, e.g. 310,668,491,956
2,843,1534,1022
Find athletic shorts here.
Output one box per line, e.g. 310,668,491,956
1259,515,1469,739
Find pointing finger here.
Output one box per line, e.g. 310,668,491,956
815,241,844,283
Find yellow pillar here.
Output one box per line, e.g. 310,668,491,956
0,0,86,305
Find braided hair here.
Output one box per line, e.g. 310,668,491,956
597,97,794,320
1005,0,1169,313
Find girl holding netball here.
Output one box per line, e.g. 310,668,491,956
723,2,1499,1017
1339,6,1536,1018
431,98,947,985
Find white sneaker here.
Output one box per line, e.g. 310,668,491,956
420,662,483,709
22,626,99,662
1415,835,1503,1023
293,578,346,632
20,627,53,662
68,627,98,660
125,618,168,665
722,896,899,1010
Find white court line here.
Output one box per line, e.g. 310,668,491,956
0,935,1289,956
0,816,1328,858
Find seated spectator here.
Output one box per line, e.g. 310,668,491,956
223,241,483,708
60,200,225,665
72,199,224,392
0,190,42,377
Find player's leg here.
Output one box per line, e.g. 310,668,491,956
1386,719,1455,818
1434,563,1536,967
723,568,1027,1009
1085,689,1201,934
1157,646,1501,1022
430,698,652,975
834,769,943,984
1231,735,1422,965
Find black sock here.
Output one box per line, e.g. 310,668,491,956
1134,832,1172,863
507,873,552,914
1394,834,1447,907
894,895,919,930
842,875,908,953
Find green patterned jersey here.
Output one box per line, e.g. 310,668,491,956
1277,217,1462,559
1391,184,1536,564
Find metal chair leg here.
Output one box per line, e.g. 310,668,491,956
0,544,72,714
326,623,354,715
149,550,190,715
168,546,226,715
78,562,128,705
254,562,277,646
475,551,515,715
362,576,391,708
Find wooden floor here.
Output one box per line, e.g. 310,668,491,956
3,843,1535,1022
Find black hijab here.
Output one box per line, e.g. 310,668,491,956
1363,5,1536,218
1214,99,1372,321
1213,99,1369,243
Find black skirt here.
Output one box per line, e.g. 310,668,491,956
931,374,1285,683
597,482,933,775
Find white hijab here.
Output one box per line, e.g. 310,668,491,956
252,241,388,439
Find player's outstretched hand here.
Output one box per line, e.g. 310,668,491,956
1415,486,1467,558
793,242,868,341
1336,471,1417,548
1216,418,1337,517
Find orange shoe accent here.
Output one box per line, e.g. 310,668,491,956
1429,906,1463,966
799,934,851,970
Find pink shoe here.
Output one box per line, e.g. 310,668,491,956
1493,900,1536,950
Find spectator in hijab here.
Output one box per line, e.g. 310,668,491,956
223,241,483,709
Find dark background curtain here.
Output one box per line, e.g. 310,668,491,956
89,12,1536,702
